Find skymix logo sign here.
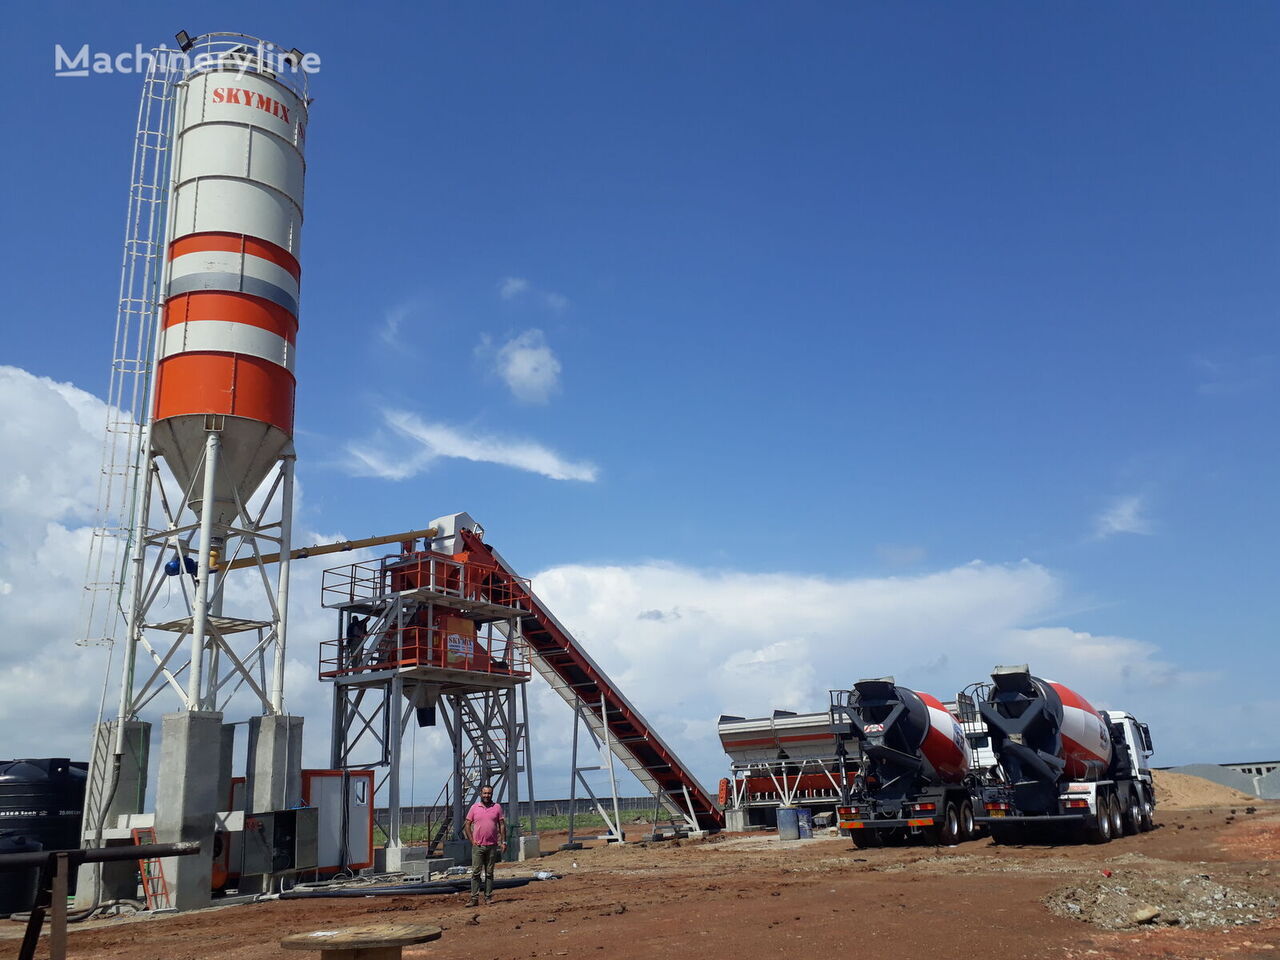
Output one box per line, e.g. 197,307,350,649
54,43,320,79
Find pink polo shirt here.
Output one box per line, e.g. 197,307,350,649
466,801,504,846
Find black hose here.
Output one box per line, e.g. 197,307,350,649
7,899,144,924
278,877,533,900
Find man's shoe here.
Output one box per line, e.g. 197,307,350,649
466,896,479,907
484,896,494,905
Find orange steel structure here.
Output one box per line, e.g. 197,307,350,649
321,513,724,866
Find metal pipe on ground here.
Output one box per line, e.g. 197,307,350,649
0,843,200,960
279,877,535,899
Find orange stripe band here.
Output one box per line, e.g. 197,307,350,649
169,231,301,281
1049,681,1099,715
153,353,295,433
163,291,298,343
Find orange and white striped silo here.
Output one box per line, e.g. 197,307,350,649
140,37,311,711
150,52,307,529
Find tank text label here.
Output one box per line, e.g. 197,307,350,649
211,87,290,123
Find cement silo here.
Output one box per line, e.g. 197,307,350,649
78,32,314,912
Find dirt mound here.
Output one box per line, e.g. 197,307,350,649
1045,873,1277,929
1153,770,1258,809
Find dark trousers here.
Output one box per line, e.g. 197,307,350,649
470,843,501,897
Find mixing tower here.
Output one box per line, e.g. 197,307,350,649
320,514,536,868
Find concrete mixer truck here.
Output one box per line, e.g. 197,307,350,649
974,664,1155,844
829,678,982,847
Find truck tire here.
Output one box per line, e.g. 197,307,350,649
1124,791,1143,835
1138,793,1155,832
851,832,877,849
931,802,960,846
1083,793,1113,844
1108,793,1125,839
959,800,977,840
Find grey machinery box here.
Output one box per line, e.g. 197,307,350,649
241,808,319,875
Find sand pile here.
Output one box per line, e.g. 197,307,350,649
1153,770,1258,809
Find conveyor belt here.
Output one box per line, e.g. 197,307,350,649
460,530,723,830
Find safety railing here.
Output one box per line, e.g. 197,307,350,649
173,33,313,100
321,551,533,614
319,625,531,680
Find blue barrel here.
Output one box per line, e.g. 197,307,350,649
797,808,813,839
776,806,800,840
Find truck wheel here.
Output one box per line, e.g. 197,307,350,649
935,802,960,846
1124,792,1142,835
1108,794,1125,839
851,832,876,849
959,800,977,840
1138,794,1155,832
1084,794,1113,844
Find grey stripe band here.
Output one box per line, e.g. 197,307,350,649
168,272,299,317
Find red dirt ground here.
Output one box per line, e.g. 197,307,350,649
5,804,1278,960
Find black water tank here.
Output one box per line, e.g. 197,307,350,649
0,759,88,896
0,831,42,916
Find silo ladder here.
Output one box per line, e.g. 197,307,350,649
130,827,171,911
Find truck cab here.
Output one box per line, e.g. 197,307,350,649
1104,710,1154,782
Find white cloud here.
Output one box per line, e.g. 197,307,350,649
379,302,411,347
521,557,1222,793
496,275,569,312
498,276,530,300
0,365,383,773
0,363,1264,813
346,408,598,482
1093,493,1152,539
494,329,561,404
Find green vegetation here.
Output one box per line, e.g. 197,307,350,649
375,810,652,845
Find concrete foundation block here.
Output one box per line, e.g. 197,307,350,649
384,845,423,872
385,846,452,873
516,835,541,861
75,720,151,909
218,724,236,810
155,711,223,911
401,858,455,878
245,715,304,812
724,808,748,832
443,839,470,864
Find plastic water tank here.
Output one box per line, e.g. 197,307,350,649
0,759,87,895
0,831,42,916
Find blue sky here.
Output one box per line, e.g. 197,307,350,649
1,2,1277,780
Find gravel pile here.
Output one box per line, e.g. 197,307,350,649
1045,873,1277,929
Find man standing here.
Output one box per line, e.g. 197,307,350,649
464,785,506,906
